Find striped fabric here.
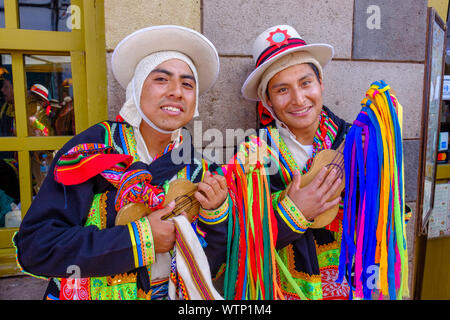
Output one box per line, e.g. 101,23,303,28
276,195,312,234
147,278,169,300
198,196,230,225
127,217,155,269
169,215,223,300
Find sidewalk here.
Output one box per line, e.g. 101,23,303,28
0,275,47,300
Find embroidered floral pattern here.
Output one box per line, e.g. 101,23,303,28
90,276,137,300
276,244,323,300
60,278,90,300
320,267,350,300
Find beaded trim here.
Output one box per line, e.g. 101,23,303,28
276,195,312,234
198,196,230,225
127,217,155,269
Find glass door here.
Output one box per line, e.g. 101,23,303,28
0,0,107,276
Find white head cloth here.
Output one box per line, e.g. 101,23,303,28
119,51,199,134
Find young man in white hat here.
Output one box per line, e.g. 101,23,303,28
28,83,53,136
14,25,229,300
238,25,351,300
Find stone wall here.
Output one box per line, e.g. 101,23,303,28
104,0,201,120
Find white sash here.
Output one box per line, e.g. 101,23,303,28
168,215,223,300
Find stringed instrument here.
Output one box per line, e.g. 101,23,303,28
115,178,200,226
300,141,345,228
235,135,345,229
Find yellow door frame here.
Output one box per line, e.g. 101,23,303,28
0,0,107,277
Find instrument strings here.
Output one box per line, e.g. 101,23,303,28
169,189,199,216
327,142,345,179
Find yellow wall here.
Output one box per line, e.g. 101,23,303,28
421,237,450,299
104,0,201,51
429,0,449,20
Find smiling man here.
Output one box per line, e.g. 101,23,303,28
266,63,324,145
238,25,352,300
13,25,229,300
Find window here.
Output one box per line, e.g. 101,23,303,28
19,0,72,32
0,1,5,28
0,0,107,276
24,54,75,137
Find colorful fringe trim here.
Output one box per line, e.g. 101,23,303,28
31,117,49,136
337,80,409,300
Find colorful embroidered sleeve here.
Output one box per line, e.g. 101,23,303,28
274,192,313,234
127,217,155,269
13,123,158,279
198,195,230,225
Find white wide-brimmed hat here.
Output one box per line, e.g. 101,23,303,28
241,25,334,101
111,25,219,95
30,84,49,101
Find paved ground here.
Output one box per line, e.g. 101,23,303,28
0,275,48,300
0,274,223,300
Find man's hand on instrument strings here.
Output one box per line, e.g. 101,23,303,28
287,168,342,221
147,201,180,253
195,171,228,210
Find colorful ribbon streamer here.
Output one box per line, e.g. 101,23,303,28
223,137,282,300
337,80,408,300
